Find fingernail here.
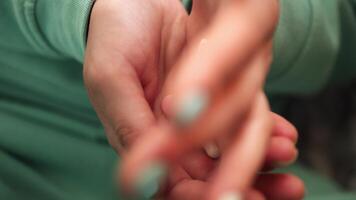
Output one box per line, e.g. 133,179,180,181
219,192,243,200
204,142,221,159
135,162,167,199
174,91,209,127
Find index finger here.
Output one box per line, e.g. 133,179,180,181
206,93,273,200
166,0,279,126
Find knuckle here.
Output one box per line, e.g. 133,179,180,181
114,125,140,150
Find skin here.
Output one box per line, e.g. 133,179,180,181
84,0,304,199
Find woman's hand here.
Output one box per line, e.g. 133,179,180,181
117,0,285,199
84,0,304,199
84,0,188,152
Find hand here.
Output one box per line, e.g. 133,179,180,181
118,0,287,199
84,0,304,199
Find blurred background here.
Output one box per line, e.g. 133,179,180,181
278,81,356,191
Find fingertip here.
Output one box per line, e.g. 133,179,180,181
274,174,305,200
272,113,298,144
266,136,298,167
255,174,305,200
119,158,169,199
117,127,174,199
287,174,306,200
173,90,210,127
134,162,168,199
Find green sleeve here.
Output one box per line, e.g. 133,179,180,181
4,0,94,62
34,0,95,61
266,0,356,95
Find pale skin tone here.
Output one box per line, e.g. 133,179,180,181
84,0,305,199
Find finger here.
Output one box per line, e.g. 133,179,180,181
169,46,271,149
207,93,273,200
166,0,278,127
168,179,206,200
255,174,305,200
162,96,217,179
264,136,298,169
245,190,266,200
118,125,174,198
272,113,298,144
185,0,218,38
119,48,270,197
84,53,156,153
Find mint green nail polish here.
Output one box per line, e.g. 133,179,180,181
135,162,167,199
175,91,209,127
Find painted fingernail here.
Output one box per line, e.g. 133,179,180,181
135,162,167,199
219,192,243,200
174,91,209,127
204,142,221,159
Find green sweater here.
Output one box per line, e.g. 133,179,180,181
0,0,355,199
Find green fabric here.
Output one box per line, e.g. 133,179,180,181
0,0,118,200
266,0,356,95
280,164,356,200
182,0,192,13
0,0,356,199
